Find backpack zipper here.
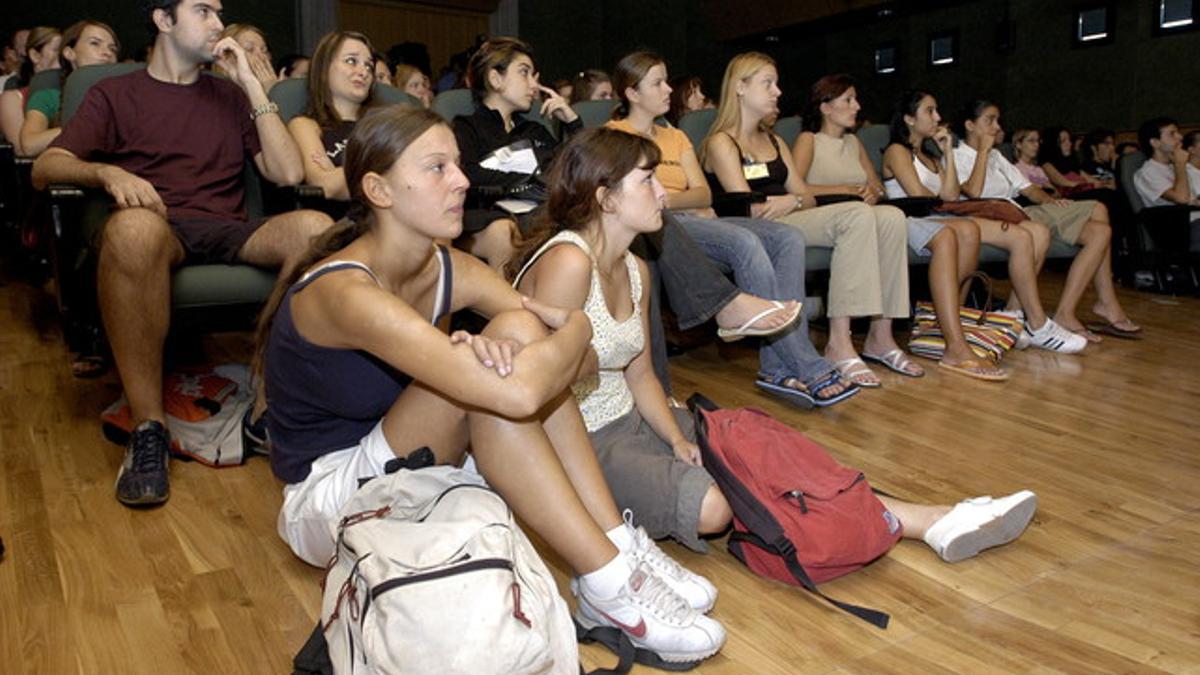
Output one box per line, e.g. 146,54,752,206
360,557,515,626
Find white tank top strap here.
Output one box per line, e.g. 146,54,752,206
297,260,383,287
513,230,596,289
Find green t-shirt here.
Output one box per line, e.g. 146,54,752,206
25,88,61,123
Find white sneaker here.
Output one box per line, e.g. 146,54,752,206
1026,318,1087,354
620,511,717,613
573,562,726,665
924,490,1038,563
994,309,1030,349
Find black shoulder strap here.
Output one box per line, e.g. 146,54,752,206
573,621,651,673
766,132,782,157
722,131,748,163
728,531,890,629
685,392,719,413
292,622,334,675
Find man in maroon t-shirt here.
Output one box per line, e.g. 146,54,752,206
32,0,334,507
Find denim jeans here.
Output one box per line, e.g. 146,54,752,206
673,212,832,385
634,213,741,390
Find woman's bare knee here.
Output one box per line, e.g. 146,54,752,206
482,309,549,345
927,226,957,254
1081,219,1112,246
1023,221,1051,251
949,219,979,249
697,486,733,534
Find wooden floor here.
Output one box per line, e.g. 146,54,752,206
1,266,1198,675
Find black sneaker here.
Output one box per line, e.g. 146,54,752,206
115,420,171,506
242,406,270,456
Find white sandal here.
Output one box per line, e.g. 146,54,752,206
716,301,802,342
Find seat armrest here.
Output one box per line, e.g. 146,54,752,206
712,191,766,218
1137,204,1196,251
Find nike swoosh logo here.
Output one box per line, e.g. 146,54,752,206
598,610,647,639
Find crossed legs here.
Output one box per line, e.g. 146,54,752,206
379,310,622,574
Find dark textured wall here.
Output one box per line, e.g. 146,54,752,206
519,0,1198,133
519,0,713,88
2,1,298,61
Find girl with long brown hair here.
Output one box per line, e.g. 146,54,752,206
287,30,377,202
258,105,726,666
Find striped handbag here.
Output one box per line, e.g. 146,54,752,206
908,274,1023,362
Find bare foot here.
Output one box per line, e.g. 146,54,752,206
715,294,800,332
1054,313,1103,343
1091,303,1140,332
823,343,881,387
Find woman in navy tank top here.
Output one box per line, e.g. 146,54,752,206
257,106,730,664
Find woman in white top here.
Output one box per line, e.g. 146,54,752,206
515,125,1043,599
514,127,732,555
883,91,1086,355
954,99,1138,340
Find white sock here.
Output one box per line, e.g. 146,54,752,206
606,522,634,553
580,552,633,599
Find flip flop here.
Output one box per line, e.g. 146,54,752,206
833,357,881,388
937,358,1010,382
1086,321,1142,340
753,375,815,410
1071,328,1104,344
802,370,861,407
861,348,925,378
716,300,802,342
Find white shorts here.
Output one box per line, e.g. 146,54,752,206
277,421,395,567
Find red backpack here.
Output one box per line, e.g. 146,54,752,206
688,394,902,628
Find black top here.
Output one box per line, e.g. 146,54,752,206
452,104,582,203
1080,158,1114,181
1043,151,1082,176
705,132,790,197
266,247,454,484
321,119,357,168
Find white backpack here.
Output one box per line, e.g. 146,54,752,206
320,466,579,675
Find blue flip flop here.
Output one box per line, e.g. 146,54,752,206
755,374,815,410
801,370,861,407
755,372,860,409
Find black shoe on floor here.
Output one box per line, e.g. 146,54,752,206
242,406,270,456
115,420,171,507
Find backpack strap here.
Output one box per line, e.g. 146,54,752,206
727,530,890,629
685,392,719,413
572,621,645,674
